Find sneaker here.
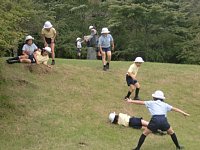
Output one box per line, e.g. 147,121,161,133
51,60,55,65
106,63,109,69
134,96,141,100
103,66,107,71
176,146,184,150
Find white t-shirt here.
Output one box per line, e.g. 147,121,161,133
22,43,38,55
144,100,172,117
77,41,82,49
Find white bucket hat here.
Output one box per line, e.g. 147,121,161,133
43,21,53,28
134,57,144,63
152,90,165,100
101,27,110,34
109,112,116,123
43,47,51,53
25,35,34,41
76,37,81,41
89,25,94,30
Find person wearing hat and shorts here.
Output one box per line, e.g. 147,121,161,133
108,112,166,135
7,46,51,66
109,112,149,129
6,35,38,64
124,57,144,100
76,37,83,59
41,21,56,65
126,90,190,150
34,47,52,67
98,27,114,71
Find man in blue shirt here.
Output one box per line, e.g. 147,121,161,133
126,90,190,150
98,27,114,71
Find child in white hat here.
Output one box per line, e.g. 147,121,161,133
124,57,144,100
41,21,56,65
6,35,38,64
126,90,190,150
34,47,52,67
98,27,114,71
76,37,83,59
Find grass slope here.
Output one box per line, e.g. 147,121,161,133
0,58,200,150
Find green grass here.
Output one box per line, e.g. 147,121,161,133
0,58,200,150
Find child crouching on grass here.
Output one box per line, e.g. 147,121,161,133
126,90,190,150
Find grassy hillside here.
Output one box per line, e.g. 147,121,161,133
0,58,200,150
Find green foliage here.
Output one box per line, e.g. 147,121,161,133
0,0,200,64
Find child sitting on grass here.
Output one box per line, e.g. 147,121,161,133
7,47,52,68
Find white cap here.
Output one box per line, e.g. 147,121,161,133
134,57,144,63
109,112,116,123
89,25,94,30
152,90,165,100
25,35,34,41
43,21,53,28
76,37,81,41
101,27,110,34
43,47,51,53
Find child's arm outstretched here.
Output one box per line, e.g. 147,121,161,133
171,107,190,116
126,99,145,105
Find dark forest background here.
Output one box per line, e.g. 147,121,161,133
1,0,200,64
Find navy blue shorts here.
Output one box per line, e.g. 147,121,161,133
147,115,170,132
102,47,111,53
129,117,142,129
45,37,55,44
28,54,36,63
77,48,81,53
126,74,137,86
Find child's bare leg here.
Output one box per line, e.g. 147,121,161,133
20,59,31,63
141,119,149,127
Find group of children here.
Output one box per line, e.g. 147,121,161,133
6,21,56,66
76,26,114,71
109,57,190,150
5,20,190,149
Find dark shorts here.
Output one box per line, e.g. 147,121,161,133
102,47,111,53
28,54,36,63
45,37,55,44
126,74,138,86
129,117,142,129
147,115,170,132
77,48,81,53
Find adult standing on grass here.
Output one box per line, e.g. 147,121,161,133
85,25,98,60
41,21,56,65
126,90,190,150
124,57,144,100
98,27,114,71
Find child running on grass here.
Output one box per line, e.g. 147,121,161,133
126,90,190,150
124,57,144,100
98,27,114,71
